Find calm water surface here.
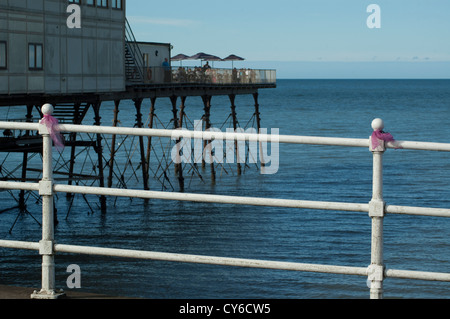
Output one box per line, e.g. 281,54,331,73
1,79,450,299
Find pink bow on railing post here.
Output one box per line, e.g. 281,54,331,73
40,104,65,151
371,129,395,150
370,118,402,150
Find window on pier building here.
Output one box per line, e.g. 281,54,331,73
28,43,43,70
96,0,108,8
0,41,6,69
111,0,122,9
86,0,120,9
68,0,80,3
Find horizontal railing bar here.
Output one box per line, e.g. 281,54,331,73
53,184,370,213
385,269,450,282
61,125,450,151
1,121,449,152
2,240,448,283
0,240,40,251
53,243,368,277
0,181,40,192
0,122,39,131
2,181,450,218
386,205,450,218
390,140,450,152
58,124,369,147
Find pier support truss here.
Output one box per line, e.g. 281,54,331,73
0,90,266,228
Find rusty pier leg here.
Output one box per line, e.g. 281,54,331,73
170,95,185,191
108,100,120,188
145,97,157,184
92,102,107,214
134,98,150,190
202,95,215,183
253,92,265,167
66,103,81,199
178,96,187,191
228,94,242,175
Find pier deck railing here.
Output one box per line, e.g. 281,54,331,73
128,66,277,86
0,108,450,299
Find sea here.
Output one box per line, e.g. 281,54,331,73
1,79,450,299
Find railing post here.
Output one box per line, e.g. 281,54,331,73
31,104,65,299
368,118,386,299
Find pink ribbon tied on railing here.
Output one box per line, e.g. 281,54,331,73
371,129,395,150
40,114,65,151
371,129,403,150
370,118,402,150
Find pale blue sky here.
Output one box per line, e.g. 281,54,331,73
126,0,450,78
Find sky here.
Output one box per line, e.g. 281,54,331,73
126,0,450,79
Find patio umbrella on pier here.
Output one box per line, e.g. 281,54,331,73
188,52,213,60
223,54,245,68
171,53,190,66
203,54,223,67
189,52,222,67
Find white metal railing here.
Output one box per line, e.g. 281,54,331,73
0,105,450,299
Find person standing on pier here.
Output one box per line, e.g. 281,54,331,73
162,58,171,83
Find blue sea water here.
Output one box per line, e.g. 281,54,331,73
1,79,450,299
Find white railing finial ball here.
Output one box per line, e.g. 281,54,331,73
42,103,54,116
371,118,384,131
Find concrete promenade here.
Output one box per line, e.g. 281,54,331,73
0,284,131,299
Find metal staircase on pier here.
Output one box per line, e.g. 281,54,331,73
52,103,90,124
49,102,96,149
125,18,145,84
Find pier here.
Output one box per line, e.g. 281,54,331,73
0,79,276,215
0,1,276,217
